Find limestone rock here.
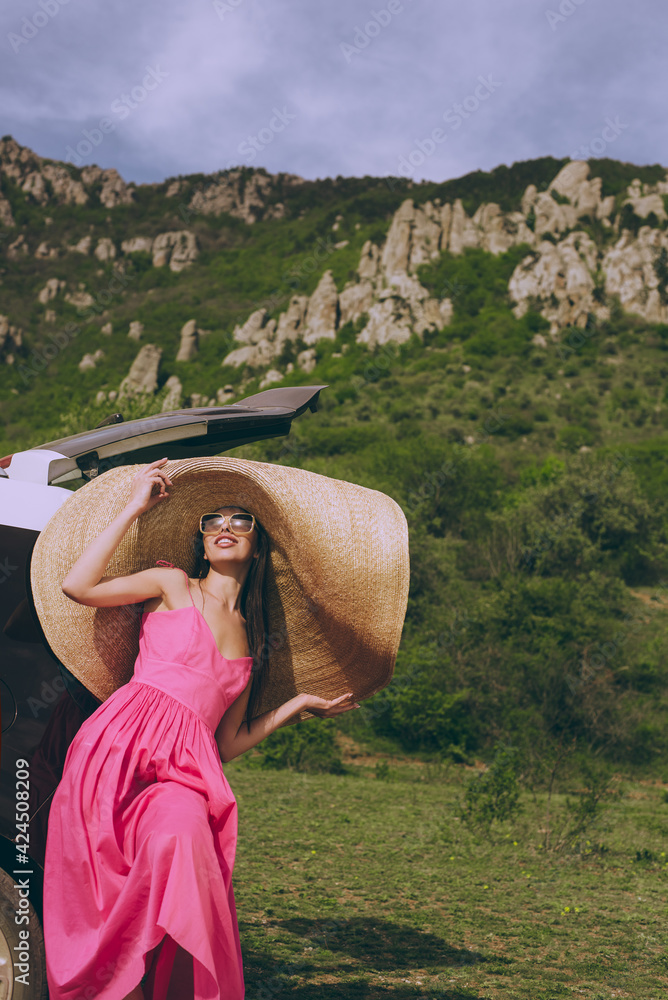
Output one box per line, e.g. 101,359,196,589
78,349,105,371
275,296,308,348
35,241,59,259
231,309,268,345
189,393,209,408
303,269,339,344
80,166,134,208
222,306,281,368
71,236,92,255
0,315,23,362
37,278,65,304
8,235,28,259
176,319,199,362
471,203,534,254
259,368,284,388
101,322,113,335
121,236,154,254
508,232,608,334
548,161,591,201
381,199,414,276
186,168,304,224
602,227,668,324
151,231,198,270
128,321,144,341
296,348,317,373
45,309,56,323
222,340,275,368
94,237,116,262
623,179,667,222
118,344,162,399
0,196,15,227
521,184,537,216
356,297,414,348
358,240,380,280
339,280,375,326
447,199,482,255
168,231,199,272
21,171,49,205
216,386,236,403
42,163,87,205
161,374,183,412
531,191,578,238
65,289,95,309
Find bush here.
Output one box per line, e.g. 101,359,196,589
462,743,523,830
255,719,347,774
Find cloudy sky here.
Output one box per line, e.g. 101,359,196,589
1,0,665,186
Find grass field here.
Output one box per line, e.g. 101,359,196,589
226,741,668,1000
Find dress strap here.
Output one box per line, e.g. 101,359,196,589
154,560,195,608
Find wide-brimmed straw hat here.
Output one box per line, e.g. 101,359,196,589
30,457,410,722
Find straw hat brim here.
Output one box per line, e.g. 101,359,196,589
30,457,410,724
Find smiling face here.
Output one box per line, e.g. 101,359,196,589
202,506,260,564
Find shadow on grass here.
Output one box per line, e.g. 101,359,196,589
274,916,492,968
240,916,503,997
251,985,490,1000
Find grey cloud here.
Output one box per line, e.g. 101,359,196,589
0,0,664,186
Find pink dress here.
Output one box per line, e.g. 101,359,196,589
43,562,253,1000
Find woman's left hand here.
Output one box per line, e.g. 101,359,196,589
300,692,360,717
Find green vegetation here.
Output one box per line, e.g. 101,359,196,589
3,153,668,778
227,754,668,998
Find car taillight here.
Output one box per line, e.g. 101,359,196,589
0,454,13,469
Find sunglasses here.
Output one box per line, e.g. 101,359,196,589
199,512,256,536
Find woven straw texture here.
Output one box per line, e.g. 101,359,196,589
30,457,410,718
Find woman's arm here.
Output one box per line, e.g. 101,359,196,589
62,458,173,603
215,684,359,763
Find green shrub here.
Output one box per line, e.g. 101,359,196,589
255,719,347,774
462,743,523,830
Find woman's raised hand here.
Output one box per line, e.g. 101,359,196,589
301,692,360,718
126,458,173,515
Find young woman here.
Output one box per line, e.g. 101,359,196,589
43,457,359,1000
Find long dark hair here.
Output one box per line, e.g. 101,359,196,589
192,508,270,732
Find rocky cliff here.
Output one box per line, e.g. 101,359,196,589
220,160,668,371
1,137,667,412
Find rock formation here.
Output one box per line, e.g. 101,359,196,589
0,315,23,364
508,234,605,334
37,278,65,304
94,238,116,262
175,319,199,362
182,167,304,224
161,375,183,412
0,137,134,209
118,344,162,399
602,227,668,324
78,349,105,371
